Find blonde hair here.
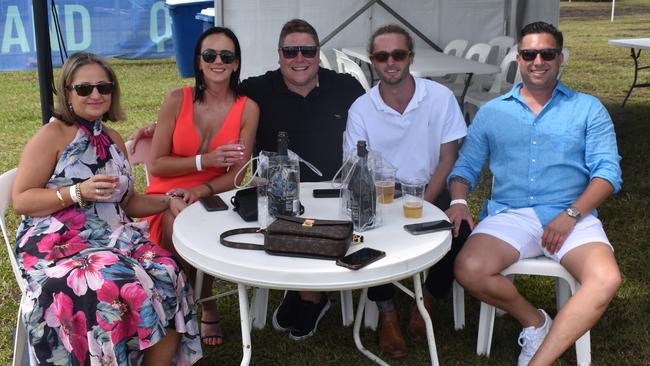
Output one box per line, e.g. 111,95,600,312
53,52,126,124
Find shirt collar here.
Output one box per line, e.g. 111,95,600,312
501,80,573,103
370,76,427,115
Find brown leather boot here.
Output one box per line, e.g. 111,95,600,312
378,310,408,358
407,295,434,342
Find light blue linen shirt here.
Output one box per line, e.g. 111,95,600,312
449,81,622,227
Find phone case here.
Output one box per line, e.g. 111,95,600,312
404,220,453,235
200,196,228,211
335,248,386,270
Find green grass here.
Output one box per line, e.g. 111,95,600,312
1,2,650,364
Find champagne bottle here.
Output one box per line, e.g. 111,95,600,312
348,140,376,230
268,131,300,216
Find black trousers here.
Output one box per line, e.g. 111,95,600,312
368,189,472,302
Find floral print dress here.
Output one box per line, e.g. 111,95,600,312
14,119,202,365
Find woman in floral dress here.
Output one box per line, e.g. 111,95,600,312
11,52,202,365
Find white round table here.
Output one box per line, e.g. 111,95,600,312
173,182,452,365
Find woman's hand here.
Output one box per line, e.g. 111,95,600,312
127,122,156,154
80,175,120,202
201,144,246,169
169,195,188,216
166,187,200,204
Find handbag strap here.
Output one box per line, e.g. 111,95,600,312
220,227,265,251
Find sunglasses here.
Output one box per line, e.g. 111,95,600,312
67,82,114,97
201,49,237,64
280,46,318,59
369,49,411,63
518,48,562,62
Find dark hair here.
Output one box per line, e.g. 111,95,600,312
278,19,319,48
518,21,563,49
368,24,414,55
53,52,125,124
193,26,242,102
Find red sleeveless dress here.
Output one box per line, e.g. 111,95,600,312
143,86,246,244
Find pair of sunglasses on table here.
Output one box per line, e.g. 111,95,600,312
67,82,114,97
201,48,237,64
518,48,562,61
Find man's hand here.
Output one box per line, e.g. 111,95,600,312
128,122,156,154
445,203,475,238
541,212,577,254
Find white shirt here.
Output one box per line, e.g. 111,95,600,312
345,77,467,182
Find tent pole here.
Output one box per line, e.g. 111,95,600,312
611,0,616,22
33,0,54,125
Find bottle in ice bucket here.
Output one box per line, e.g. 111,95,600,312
348,140,376,231
267,131,301,217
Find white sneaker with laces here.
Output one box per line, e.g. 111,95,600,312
517,309,552,366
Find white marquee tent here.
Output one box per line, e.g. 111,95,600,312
211,0,560,79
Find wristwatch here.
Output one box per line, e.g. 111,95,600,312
565,206,582,220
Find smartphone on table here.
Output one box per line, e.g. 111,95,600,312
313,188,341,198
336,247,386,270
199,195,228,212
403,220,453,235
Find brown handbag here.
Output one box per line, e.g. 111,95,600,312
219,215,358,260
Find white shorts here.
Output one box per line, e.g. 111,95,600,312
471,208,613,262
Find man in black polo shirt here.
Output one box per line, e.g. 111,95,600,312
130,19,364,340
241,19,364,340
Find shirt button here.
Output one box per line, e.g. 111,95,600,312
530,196,534,200
532,159,536,163
532,141,537,145
530,178,534,182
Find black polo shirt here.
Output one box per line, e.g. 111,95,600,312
241,68,365,182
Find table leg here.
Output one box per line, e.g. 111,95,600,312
237,284,252,366
413,273,439,366
621,48,650,108
352,288,390,366
194,270,204,303
460,73,475,114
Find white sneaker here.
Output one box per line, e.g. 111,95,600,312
517,309,552,366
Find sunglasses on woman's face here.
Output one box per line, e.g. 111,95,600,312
518,48,561,62
369,49,411,63
280,46,318,59
201,49,237,64
67,82,114,97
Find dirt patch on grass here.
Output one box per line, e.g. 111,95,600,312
561,6,650,20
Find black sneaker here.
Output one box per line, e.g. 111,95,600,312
272,291,300,332
289,293,331,340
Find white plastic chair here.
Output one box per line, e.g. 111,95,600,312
431,39,470,84
125,136,153,185
487,36,515,66
319,49,333,70
476,256,591,366
558,48,570,80
334,49,371,91
464,49,519,122
444,43,494,97
1,168,29,366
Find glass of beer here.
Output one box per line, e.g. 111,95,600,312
401,179,426,218
374,167,396,204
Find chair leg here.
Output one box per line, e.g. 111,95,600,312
13,304,25,366
476,301,496,356
555,277,572,309
340,290,354,326
363,295,379,330
250,288,269,329
576,330,592,366
452,280,465,330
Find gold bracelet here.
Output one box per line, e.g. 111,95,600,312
75,183,88,208
55,188,66,207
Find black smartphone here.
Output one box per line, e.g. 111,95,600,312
404,220,454,235
336,248,386,270
313,188,341,198
199,195,228,211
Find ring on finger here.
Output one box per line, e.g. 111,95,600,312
96,188,101,194
223,156,227,163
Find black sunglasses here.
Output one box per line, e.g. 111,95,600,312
518,48,562,62
201,49,237,64
67,82,114,97
280,46,318,59
369,49,411,63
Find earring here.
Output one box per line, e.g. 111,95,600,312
67,103,73,111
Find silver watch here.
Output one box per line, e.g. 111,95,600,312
565,206,582,220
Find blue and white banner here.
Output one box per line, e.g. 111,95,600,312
0,0,176,71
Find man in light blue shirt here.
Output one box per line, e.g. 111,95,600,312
448,22,622,366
